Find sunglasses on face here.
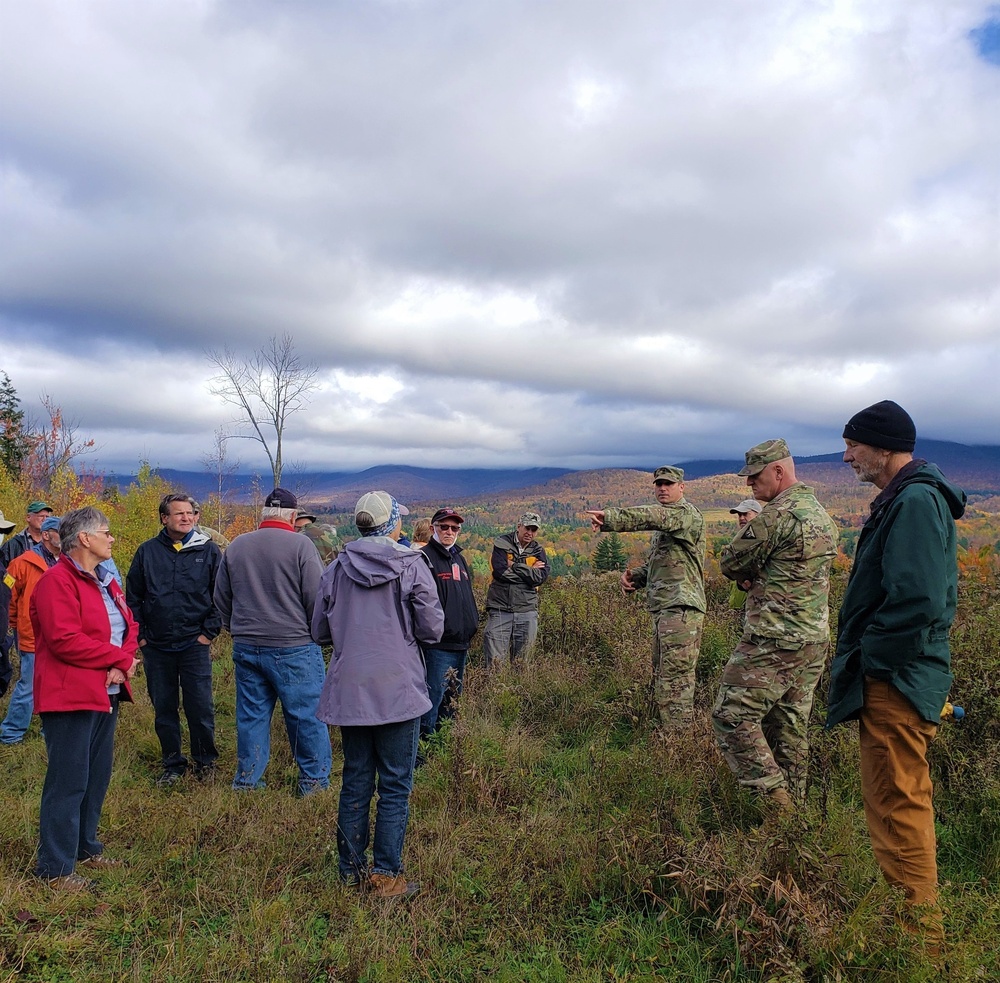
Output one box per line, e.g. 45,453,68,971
435,523,461,532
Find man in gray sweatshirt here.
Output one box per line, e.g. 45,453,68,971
214,487,332,796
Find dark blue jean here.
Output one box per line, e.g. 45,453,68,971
420,647,467,738
231,641,332,795
143,642,218,774
36,699,119,878
338,718,420,880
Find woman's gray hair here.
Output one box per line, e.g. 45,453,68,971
59,506,110,552
261,506,297,524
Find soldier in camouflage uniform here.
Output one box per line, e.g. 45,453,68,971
303,522,338,566
712,439,838,809
587,466,706,728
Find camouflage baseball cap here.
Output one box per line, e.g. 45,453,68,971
519,511,541,528
737,439,791,476
653,465,684,483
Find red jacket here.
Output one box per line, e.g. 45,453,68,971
5,549,50,652
30,554,138,713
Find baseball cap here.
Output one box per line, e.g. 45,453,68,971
264,488,298,509
27,501,54,514
729,499,762,515
41,516,62,531
737,439,791,477
519,511,541,528
431,508,464,525
653,466,684,483
356,491,410,531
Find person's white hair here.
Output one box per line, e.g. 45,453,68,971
261,506,297,524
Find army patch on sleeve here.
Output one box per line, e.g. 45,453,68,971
740,526,756,539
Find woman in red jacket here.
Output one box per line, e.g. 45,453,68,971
29,506,140,891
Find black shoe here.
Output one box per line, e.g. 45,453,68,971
156,770,184,788
193,764,217,783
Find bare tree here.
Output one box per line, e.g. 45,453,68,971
24,395,97,492
206,334,318,488
200,427,241,531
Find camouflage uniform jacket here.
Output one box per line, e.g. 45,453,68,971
304,522,338,566
720,482,838,644
601,500,706,614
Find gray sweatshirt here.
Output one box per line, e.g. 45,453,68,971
215,524,323,647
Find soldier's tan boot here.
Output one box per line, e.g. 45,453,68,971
765,787,795,813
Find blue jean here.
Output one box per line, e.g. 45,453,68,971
338,718,420,879
231,642,332,795
143,642,218,774
0,649,34,744
36,699,120,878
420,647,467,738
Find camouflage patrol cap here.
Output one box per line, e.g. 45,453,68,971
737,439,791,476
653,466,684,483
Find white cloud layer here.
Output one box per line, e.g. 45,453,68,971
2,0,998,474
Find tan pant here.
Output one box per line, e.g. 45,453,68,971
859,677,943,944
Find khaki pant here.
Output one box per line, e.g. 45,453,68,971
860,677,943,945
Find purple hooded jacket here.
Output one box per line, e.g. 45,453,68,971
312,537,444,727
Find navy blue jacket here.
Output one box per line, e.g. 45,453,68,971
126,528,223,651
420,538,479,651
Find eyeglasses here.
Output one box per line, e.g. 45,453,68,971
435,523,461,532
87,528,113,538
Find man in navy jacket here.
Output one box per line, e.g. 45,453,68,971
419,508,479,739
126,493,222,785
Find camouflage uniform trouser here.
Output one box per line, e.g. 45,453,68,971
711,637,828,800
651,608,704,728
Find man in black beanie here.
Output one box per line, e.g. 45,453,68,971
826,400,966,956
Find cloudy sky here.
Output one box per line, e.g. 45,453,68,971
2,0,998,476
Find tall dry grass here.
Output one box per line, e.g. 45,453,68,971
0,573,997,981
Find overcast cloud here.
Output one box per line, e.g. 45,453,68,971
2,0,998,475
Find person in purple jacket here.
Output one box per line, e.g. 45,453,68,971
312,490,444,898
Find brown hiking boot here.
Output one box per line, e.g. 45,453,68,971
367,873,420,899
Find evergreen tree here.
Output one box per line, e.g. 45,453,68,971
592,531,628,572
0,372,30,477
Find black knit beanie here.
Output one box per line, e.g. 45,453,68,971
842,400,916,452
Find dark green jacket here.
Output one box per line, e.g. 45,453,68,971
826,461,966,727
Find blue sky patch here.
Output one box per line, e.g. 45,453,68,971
970,11,1000,65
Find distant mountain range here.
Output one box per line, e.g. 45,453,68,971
103,439,1000,509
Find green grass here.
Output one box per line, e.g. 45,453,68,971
1,574,998,981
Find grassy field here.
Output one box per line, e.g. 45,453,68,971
1,573,998,982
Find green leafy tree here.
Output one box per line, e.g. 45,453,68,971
592,531,628,572
0,371,32,477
